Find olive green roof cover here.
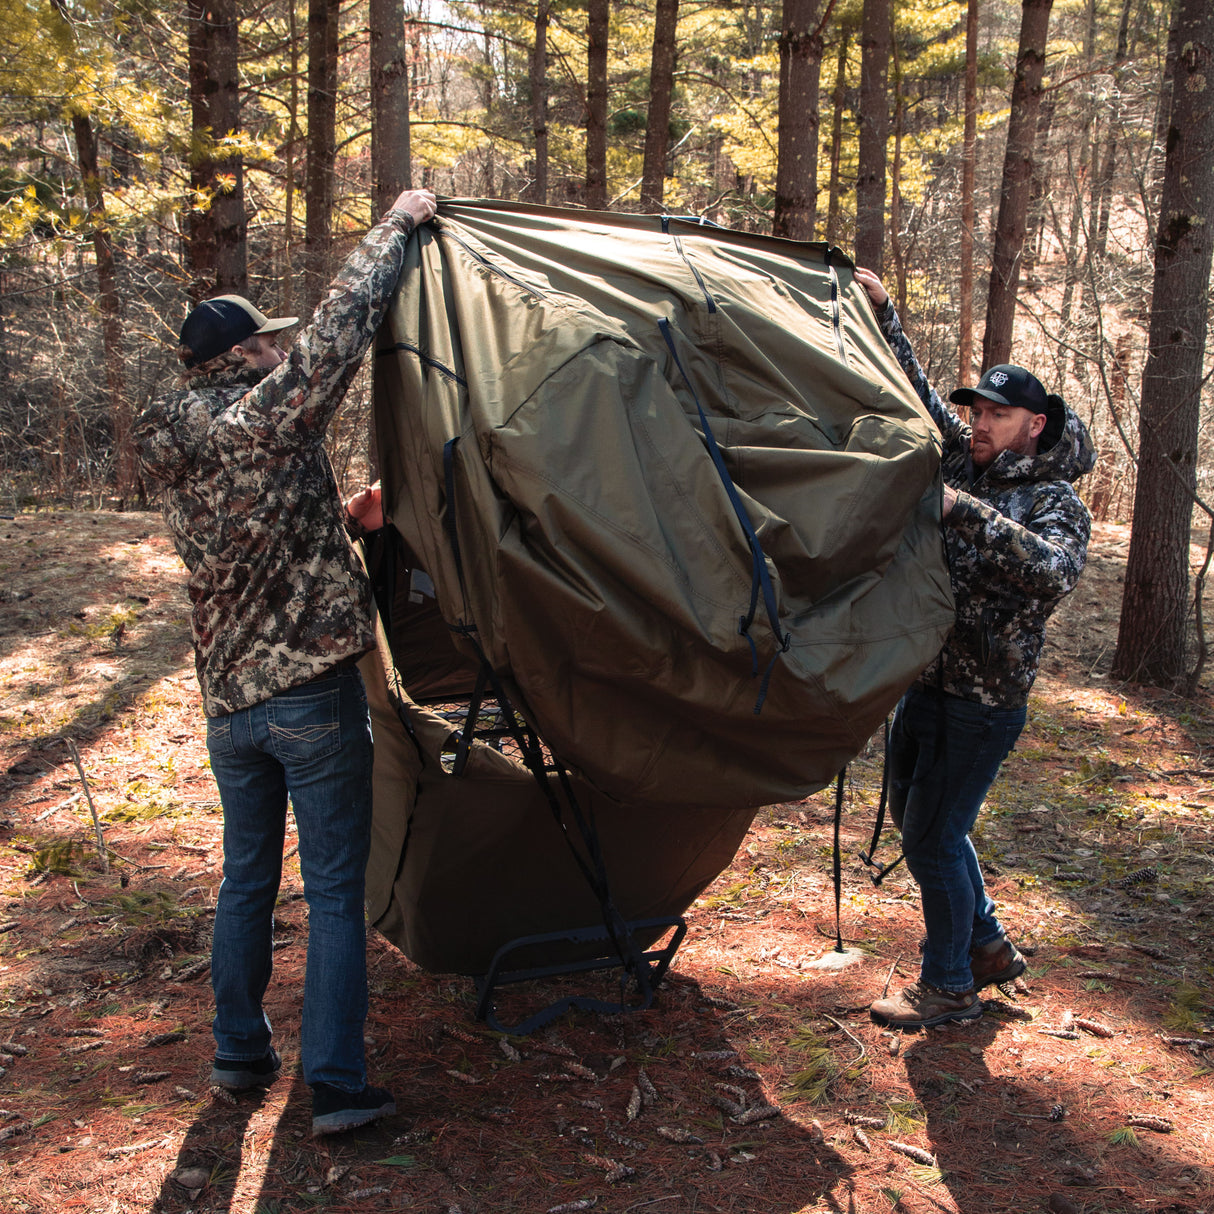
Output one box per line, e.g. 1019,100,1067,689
372,199,952,815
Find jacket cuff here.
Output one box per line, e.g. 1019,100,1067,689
384,207,417,236
945,489,983,533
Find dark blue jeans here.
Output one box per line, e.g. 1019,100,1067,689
205,667,374,1091
887,683,1026,993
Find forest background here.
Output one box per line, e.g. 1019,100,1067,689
0,0,1211,687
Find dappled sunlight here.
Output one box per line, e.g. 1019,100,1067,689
0,511,1210,1213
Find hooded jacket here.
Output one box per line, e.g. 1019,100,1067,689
135,208,417,718
875,300,1097,708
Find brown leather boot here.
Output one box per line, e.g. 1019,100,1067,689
870,982,982,1028
969,937,1027,990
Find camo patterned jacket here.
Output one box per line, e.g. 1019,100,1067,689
134,208,418,718
874,300,1097,708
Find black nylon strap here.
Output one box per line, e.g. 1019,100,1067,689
858,717,905,886
658,317,790,712
438,439,651,995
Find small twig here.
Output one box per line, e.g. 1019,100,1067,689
65,739,107,873
35,793,81,823
882,955,902,998
822,1013,867,1063
100,848,165,873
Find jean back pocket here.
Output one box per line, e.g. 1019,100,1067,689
266,687,342,763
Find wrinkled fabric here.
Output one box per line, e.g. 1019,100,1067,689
372,200,957,811
875,300,1096,707
135,210,417,717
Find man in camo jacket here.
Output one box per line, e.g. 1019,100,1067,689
135,186,436,1135
856,268,1096,1030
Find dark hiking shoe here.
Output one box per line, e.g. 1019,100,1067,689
970,937,1027,990
311,1083,396,1136
870,982,983,1028
210,1047,282,1091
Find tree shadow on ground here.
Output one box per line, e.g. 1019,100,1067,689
2,668,176,784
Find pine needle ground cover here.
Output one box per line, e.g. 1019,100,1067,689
0,511,1210,1214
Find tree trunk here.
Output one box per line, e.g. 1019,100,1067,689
370,0,412,483
1092,0,1132,259
1059,0,1096,334
585,0,609,209
1112,0,1214,686
888,5,906,312
1146,1,1180,224
282,0,302,315
371,0,412,216
825,24,850,246
854,0,890,273
958,0,978,383
0,269,7,385
186,0,246,299
72,114,132,497
527,0,550,204
773,0,824,240
981,0,1053,369
640,0,679,212
1058,134,1090,329
1021,95,1055,282
306,0,339,310
1068,0,1100,383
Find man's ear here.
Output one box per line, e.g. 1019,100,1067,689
1028,412,1047,439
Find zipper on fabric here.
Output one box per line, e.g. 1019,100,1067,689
439,228,551,301
662,217,718,313
377,341,467,387
823,249,849,366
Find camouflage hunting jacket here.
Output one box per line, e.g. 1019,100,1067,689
134,208,419,717
874,300,1097,708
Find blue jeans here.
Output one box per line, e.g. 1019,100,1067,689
206,667,374,1091
887,683,1026,993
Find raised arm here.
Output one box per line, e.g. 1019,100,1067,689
223,188,437,449
854,267,969,452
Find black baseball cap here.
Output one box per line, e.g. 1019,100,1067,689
179,294,299,368
949,364,1048,413
950,363,1067,450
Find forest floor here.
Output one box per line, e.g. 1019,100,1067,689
0,509,1211,1214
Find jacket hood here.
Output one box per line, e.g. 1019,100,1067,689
135,364,270,487
980,404,1096,488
